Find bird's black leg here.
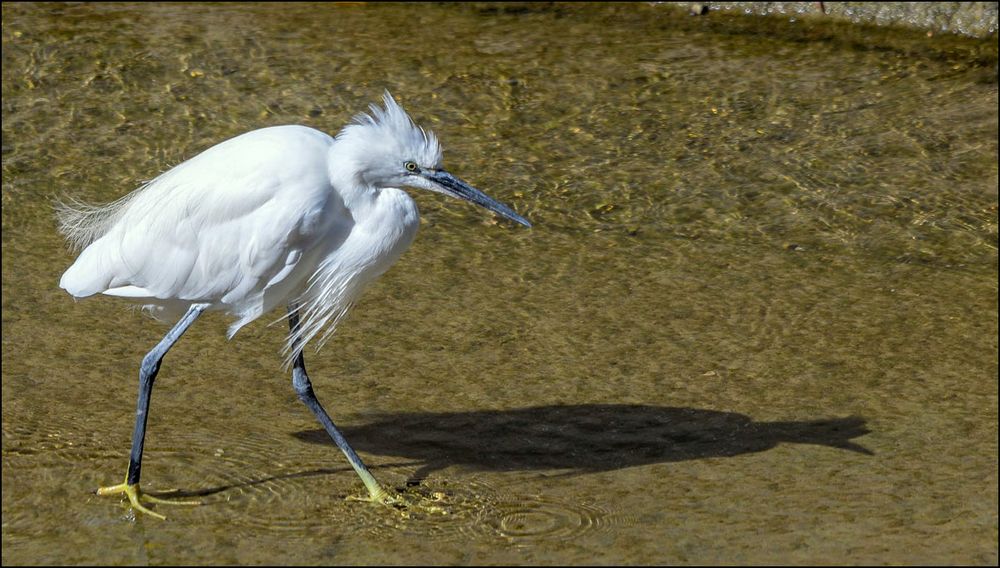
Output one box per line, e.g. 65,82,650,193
97,303,209,519
287,303,390,502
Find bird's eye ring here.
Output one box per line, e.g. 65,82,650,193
404,161,418,173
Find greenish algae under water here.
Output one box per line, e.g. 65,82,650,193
2,2,997,565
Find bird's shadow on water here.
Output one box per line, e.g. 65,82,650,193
296,404,873,482
152,404,871,499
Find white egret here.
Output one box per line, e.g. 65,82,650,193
57,92,531,519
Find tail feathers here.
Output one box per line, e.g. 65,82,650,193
55,196,133,252
59,251,113,298
56,192,140,297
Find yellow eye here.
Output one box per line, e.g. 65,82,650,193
404,161,418,172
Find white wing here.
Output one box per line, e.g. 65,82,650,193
60,125,351,329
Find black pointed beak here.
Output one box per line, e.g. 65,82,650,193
421,169,532,228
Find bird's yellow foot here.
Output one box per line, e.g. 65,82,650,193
345,484,409,507
96,482,201,520
347,484,453,520
346,484,448,513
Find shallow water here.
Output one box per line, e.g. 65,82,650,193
2,2,997,564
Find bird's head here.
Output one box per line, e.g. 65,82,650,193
334,92,531,227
